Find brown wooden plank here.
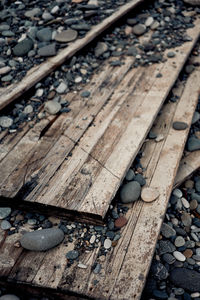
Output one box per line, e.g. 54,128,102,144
0,0,144,111
109,66,200,300
174,150,200,187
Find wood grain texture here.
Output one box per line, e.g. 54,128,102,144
0,0,144,111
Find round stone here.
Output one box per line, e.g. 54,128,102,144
173,188,183,198
125,169,135,181
183,249,193,258
181,212,192,227
174,236,185,248
23,105,33,114
44,101,61,115
132,24,146,36
66,250,79,260
114,216,128,228
161,223,176,238
141,187,160,203
56,82,68,94
0,207,11,220
120,181,141,204
36,28,52,42
162,253,176,264
0,116,13,128
173,121,188,131
55,29,78,43
187,136,200,152
173,251,186,262
94,42,108,57
13,38,34,56
1,220,11,230
20,228,64,251
104,238,112,249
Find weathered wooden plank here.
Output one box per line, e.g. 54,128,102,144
174,150,200,187
110,67,200,300
0,0,144,111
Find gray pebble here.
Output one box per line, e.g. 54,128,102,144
0,207,11,219
36,28,52,42
44,101,61,114
1,220,11,230
120,181,141,203
13,38,34,56
161,223,176,238
174,236,185,247
173,121,188,131
0,116,13,128
167,51,176,58
125,169,135,181
38,43,57,57
133,24,146,35
95,42,108,57
66,250,79,260
0,295,20,300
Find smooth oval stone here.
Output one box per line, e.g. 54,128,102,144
20,228,64,251
0,116,13,128
170,268,200,292
133,24,146,35
120,181,141,203
36,28,52,42
13,38,33,56
104,238,112,249
0,295,20,300
173,251,186,262
95,42,108,57
141,187,160,203
161,223,176,238
114,216,128,228
1,220,11,230
38,43,57,57
175,236,185,247
0,207,11,219
173,121,188,130
55,29,78,42
187,136,200,152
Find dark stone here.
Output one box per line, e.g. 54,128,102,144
151,262,169,280
13,38,33,56
170,268,200,292
173,121,188,131
152,290,168,299
159,240,176,255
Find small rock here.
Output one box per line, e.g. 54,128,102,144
114,216,128,228
151,261,169,280
127,46,138,57
55,29,78,42
0,116,13,128
173,188,183,198
187,136,200,152
125,169,135,181
145,16,154,27
185,64,195,74
174,236,185,247
95,42,108,57
66,250,79,260
38,43,57,57
124,26,132,36
0,295,20,300
90,234,96,244
74,76,82,83
127,18,137,25
173,121,188,130
161,223,176,238
162,253,176,264
44,101,61,114
20,228,64,251
170,268,200,292
78,263,87,269
13,38,33,56
120,181,141,203
42,11,53,21
192,111,200,124
25,8,41,18
104,238,112,249
173,251,186,262
155,134,164,142
183,249,193,258
132,24,146,36
1,220,11,230
1,75,13,82
93,263,101,274
56,82,68,94
159,240,176,255
36,28,52,42
0,207,11,219
81,90,91,98
181,212,192,227
141,187,160,203
0,66,11,75
167,51,176,58
181,197,190,209
23,105,33,114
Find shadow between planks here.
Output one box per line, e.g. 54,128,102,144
0,45,200,300
0,20,200,223
0,0,145,111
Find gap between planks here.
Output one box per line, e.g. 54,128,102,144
0,0,144,111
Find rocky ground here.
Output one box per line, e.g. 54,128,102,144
1,0,200,299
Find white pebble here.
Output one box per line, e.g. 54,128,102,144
77,263,87,269
191,232,199,242
35,88,44,97
104,238,112,249
173,188,183,198
145,16,154,27
155,134,164,142
191,292,200,298
90,234,96,244
173,251,186,262
75,76,82,83
181,197,190,209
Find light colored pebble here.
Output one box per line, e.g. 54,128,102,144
75,76,82,83
90,234,96,244
191,232,199,242
191,292,200,298
141,187,160,203
0,116,13,128
174,236,185,247
173,188,183,198
173,251,186,262
35,88,44,97
181,197,190,209
77,263,87,269
104,238,112,249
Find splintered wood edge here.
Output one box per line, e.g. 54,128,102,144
174,150,200,188
0,0,144,110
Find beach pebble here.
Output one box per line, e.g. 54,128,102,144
44,101,61,114
141,187,160,203
120,181,141,203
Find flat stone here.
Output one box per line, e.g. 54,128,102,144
44,101,61,114
36,28,52,42
132,24,146,35
71,23,91,31
2,30,14,37
1,75,13,82
183,249,193,258
173,251,186,262
23,105,33,114
192,255,200,261
81,90,91,98
145,16,154,27
181,197,190,209
174,236,185,247
55,29,78,42
173,188,183,198
0,295,20,300
0,24,10,31
161,223,176,238
13,38,33,56
187,136,200,152
181,212,192,227
185,64,195,74
77,263,87,269
90,234,96,244
170,268,200,292
134,174,146,186
1,220,11,230
66,250,79,260
185,179,194,189
173,121,188,130
162,253,176,264
0,207,11,220
93,263,101,274
192,111,200,124
0,116,13,128
141,187,160,203
120,181,141,204
114,216,128,228
25,8,41,18
95,42,108,57
38,43,57,57
104,238,112,249
127,18,137,25
42,12,53,21
0,66,11,75
167,51,176,58
20,228,64,251
56,82,68,94
127,46,138,56
159,240,176,255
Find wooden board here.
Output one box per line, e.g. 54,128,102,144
174,150,200,187
0,21,199,222
0,0,144,111
1,56,199,300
